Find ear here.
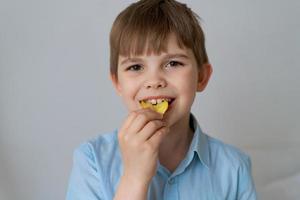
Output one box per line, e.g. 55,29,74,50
110,74,122,96
197,63,213,92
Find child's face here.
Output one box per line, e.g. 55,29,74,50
111,33,211,126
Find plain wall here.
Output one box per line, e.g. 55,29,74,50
1,0,299,199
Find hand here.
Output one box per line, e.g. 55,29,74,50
118,108,169,185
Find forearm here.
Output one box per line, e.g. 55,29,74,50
114,110,167,200
113,175,150,200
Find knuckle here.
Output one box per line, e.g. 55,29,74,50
123,134,128,141
156,127,166,136
138,113,147,122
152,120,164,128
121,132,130,142
129,111,137,118
148,121,156,128
148,120,160,128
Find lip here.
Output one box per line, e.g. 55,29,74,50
139,96,175,101
138,96,176,109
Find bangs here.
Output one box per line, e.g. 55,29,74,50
112,0,189,57
118,18,185,57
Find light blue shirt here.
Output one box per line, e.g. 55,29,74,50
66,114,257,200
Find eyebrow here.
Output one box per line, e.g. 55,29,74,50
120,53,190,65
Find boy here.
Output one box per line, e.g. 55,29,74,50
66,0,257,199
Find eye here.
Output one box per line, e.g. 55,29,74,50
165,61,184,68
126,64,143,71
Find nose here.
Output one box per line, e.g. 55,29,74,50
144,76,167,89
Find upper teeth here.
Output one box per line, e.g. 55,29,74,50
144,98,171,105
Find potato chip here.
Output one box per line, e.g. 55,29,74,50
140,100,169,114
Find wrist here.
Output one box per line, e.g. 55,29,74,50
122,173,151,188
114,175,150,200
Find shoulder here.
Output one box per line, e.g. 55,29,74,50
67,130,120,199
206,135,257,198
206,135,251,171
77,130,119,151
85,130,119,152
73,130,121,169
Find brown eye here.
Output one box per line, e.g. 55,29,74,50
166,61,183,68
127,64,142,71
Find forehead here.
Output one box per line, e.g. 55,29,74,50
118,34,195,65
119,33,191,61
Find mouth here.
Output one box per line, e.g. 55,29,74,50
139,97,176,106
139,97,176,114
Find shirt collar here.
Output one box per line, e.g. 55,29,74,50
189,113,210,169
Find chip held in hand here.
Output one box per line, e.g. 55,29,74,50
140,100,169,114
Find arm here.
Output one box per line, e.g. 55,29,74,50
237,156,258,200
66,143,103,200
113,109,169,200
113,175,149,200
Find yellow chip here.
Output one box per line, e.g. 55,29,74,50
140,100,169,114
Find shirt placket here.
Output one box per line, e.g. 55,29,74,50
163,176,178,200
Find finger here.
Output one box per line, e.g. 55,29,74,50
147,126,169,150
137,120,166,142
122,111,138,130
128,109,163,135
135,107,163,118
121,108,160,131
119,111,138,138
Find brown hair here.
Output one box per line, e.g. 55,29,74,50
110,0,209,78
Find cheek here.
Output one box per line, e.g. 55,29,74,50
178,70,198,91
177,70,198,104
118,82,139,111
119,78,140,99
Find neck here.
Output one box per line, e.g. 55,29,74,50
158,114,194,172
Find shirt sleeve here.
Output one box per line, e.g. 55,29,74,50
237,156,258,200
66,143,103,200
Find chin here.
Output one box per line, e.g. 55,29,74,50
164,109,190,128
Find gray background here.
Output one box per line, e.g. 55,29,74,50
1,0,299,199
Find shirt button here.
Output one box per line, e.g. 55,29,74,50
168,178,175,185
